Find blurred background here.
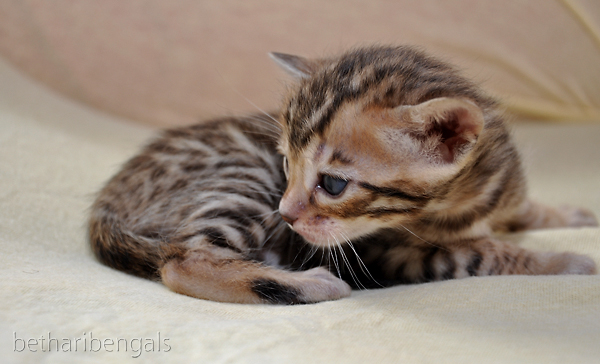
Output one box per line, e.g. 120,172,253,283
0,0,599,127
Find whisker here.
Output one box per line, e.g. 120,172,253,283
253,209,281,222
318,241,327,268
245,105,280,128
328,238,342,280
215,68,283,128
241,188,282,199
298,243,319,270
242,129,281,140
243,119,282,137
341,232,383,288
261,221,287,246
246,115,283,131
398,224,450,252
290,241,307,267
332,233,365,290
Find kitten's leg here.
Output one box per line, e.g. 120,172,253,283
508,200,598,231
381,238,596,283
160,245,351,304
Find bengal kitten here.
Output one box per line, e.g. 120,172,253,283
89,45,598,304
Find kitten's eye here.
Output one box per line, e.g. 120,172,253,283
282,156,289,179
321,175,348,196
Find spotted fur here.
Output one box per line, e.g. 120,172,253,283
89,45,597,304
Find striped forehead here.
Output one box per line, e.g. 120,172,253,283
278,46,493,157
281,46,473,155
284,71,361,153
282,49,412,153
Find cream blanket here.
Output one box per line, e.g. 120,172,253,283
1,58,599,363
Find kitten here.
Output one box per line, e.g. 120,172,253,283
89,45,598,304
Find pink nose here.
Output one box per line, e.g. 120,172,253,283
280,213,297,225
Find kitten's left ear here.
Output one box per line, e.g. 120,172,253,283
269,52,320,79
397,97,485,164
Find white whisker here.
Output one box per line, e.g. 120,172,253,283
242,129,281,140
261,221,286,246
398,224,450,252
318,242,327,268
215,69,283,128
328,238,342,279
246,115,283,131
341,232,383,288
332,233,365,290
244,119,282,136
299,243,319,270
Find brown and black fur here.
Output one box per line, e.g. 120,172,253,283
89,45,598,304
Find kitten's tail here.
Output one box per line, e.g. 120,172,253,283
88,211,168,279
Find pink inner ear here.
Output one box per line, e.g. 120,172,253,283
439,135,469,163
432,108,479,163
437,142,453,163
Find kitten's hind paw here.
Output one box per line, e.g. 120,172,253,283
559,205,599,228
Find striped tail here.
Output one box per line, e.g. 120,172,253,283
88,212,166,279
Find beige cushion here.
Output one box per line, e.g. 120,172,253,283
1,53,600,362
0,0,599,126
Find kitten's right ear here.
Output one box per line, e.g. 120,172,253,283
269,52,319,79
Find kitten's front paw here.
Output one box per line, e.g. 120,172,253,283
296,267,352,303
549,252,597,275
559,205,598,228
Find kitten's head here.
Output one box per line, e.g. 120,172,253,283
272,46,498,247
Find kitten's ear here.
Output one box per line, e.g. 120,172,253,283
396,97,484,164
269,52,319,79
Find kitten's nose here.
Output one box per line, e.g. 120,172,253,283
280,213,297,225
